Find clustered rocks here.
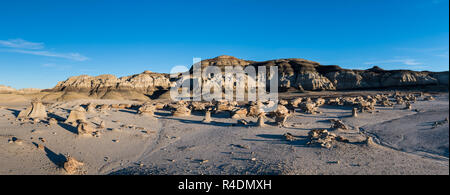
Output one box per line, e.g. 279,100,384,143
306,129,349,149
330,119,348,130
138,102,156,116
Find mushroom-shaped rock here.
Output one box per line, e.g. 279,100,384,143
352,107,358,117
256,113,266,127
202,110,212,123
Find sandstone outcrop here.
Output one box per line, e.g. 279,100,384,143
41,56,447,101
65,107,87,123
17,99,47,119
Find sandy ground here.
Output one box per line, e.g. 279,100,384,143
0,92,448,175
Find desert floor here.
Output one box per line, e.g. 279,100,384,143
0,91,448,175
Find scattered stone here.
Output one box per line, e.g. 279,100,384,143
172,105,191,117
424,96,435,101
48,118,58,125
299,102,318,114
77,121,95,136
274,105,291,127
63,157,84,174
283,133,295,141
231,108,248,119
10,137,23,145
138,103,156,116
36,144,45,150
99,121,106,129
364,136,375,146
237,119,249,125
86,103,97,113
200,159,209,164
33,118,41,124
279,99,289,106
405,102,412,110
248,101,264,117
290,97,303,108
330,119,348,130
307,129,340,149
99,104,110,113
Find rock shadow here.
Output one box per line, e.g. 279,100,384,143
58,122,78,134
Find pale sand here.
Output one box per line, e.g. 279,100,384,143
0,92,448,175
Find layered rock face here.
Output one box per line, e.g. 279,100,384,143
0,85,41,94
196,56,447,91
45,55,448,101
47,71,171,100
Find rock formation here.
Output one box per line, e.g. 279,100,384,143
257,113,266,127
299,102,318,114
203,110,212,123
273,105,290,127
47,71,171,101
99,121,106,129
138,103,156,116
172,105,191,117
307,129,336,149
248,101,264,117
65,107,87,123
231,108,248,119
63,157,84,174
48,118,58,125
352,107,358,117
77,121,95,135
86,103,97,113
42,55,448,101
330,119,348,130
17,99,47,119
283,132,295,141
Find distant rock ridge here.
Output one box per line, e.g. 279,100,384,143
0,85,41,94
44,55,448,101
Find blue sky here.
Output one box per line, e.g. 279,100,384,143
0,0,448,89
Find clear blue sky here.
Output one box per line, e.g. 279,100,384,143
0,0,448,89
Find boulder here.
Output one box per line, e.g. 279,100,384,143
231,108,248,119
65,107,87,123
63,157,84,174
17,99,47,119
77,121,95,135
